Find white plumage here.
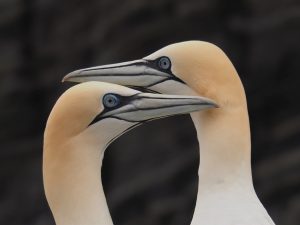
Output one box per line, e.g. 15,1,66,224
64,41,276,225
43,81,215,225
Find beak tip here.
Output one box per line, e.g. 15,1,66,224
62,73,72,83
196,98,219,109
62,70,80,83
211,101,219,108
61,76,67,83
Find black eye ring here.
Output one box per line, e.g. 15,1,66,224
158,57,171,70
103,94,120,108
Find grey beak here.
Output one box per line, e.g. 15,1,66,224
96,93,218,123
63,59,180,88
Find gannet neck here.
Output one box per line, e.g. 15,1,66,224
43,81,218,225
151,41,275,224
189,88,275,225
43,134,114,225
60,41,276,224
191,108,274,225
192,105,252,187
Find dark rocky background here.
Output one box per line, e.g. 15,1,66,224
1,0,300,224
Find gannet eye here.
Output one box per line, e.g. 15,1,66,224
103,94,120,108
158,57,171,70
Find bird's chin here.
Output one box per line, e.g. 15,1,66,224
147,80,198,96
105,122,142,147
82,118,136,147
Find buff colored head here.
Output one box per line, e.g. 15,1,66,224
44,81,217,148
63,41,245,107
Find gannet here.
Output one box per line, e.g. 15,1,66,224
63,41,276,225
43,81,217,225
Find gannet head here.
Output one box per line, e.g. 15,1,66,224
63,41,245,106
45,81,217,146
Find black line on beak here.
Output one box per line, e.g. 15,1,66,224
81,61,147,72
69,59,185,85
127,86,161,94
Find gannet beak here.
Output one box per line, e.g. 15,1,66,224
63,59,182,88
93,93,217,124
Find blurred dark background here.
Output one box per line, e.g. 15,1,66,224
1,0,300,224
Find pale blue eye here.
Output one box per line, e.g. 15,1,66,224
158,57,171,70
103,94,120,108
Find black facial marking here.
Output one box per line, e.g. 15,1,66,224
145,57,185,85
88,93,140,126
102,93,138,112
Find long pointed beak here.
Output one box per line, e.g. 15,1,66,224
99,93,218,123
63,59,178,88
